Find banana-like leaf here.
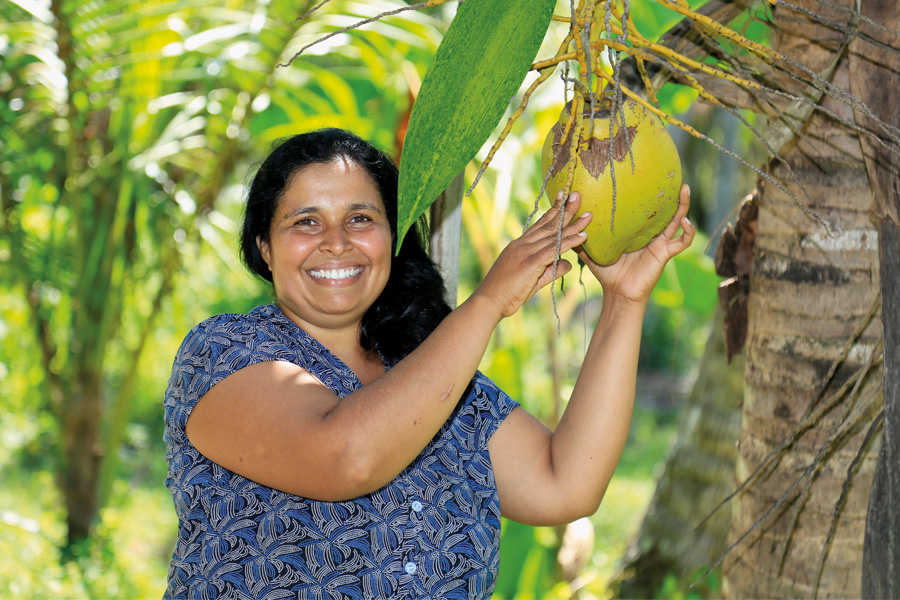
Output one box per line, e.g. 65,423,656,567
395,0,555,247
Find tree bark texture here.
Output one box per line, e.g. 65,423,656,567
862,218,899,599
723,1,886,597
849,2,900,596
60,372,104,548
614,309,743,598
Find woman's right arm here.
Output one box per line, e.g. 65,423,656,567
185,194,590,501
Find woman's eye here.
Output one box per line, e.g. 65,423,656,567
294,218,316,227
350,214,373,224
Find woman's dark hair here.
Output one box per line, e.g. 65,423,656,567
240,128,451,364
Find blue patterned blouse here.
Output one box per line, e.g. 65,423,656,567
163,304,519,599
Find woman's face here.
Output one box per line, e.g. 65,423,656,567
257,157,393,334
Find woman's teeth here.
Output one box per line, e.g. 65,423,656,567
310,267,362,280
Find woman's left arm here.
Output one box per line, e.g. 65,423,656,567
488,185,695,526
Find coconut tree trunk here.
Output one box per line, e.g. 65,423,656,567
863,217,900,597
722,2,885,596
614,307,743,598
854,0,900,594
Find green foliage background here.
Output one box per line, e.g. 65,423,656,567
0,0,755,597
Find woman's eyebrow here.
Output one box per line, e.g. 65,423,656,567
281,206,317,220
348,202,383,212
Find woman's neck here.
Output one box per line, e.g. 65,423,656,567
272,302,385,384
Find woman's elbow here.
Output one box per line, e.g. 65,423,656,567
322,439,394,500
570,497,603,522
551,488,607,525
510,493,604,527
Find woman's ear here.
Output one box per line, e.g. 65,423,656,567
256,236,271,270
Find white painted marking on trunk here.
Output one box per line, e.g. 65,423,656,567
800,228,877,252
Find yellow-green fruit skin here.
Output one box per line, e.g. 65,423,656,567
541,99,682,266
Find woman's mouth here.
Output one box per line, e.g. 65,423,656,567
309,267,363,280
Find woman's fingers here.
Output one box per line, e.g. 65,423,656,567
518,213,590,270
522,191,591,257
525,190,583,237
660,184,691,240
670,215,695,254
534,258,573,291
657,185,695,260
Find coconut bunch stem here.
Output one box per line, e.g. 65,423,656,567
469,0,783,200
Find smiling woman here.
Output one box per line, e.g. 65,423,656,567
162,128,695,599
256,159,394,345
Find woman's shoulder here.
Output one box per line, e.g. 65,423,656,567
168,305,292,374
179,305,281,346
189,304,276,335
165,306,291,410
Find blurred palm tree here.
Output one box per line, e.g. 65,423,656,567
0,0,442,552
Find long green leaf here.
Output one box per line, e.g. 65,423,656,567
396,0,555,247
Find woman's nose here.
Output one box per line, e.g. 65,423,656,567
319,224,351,254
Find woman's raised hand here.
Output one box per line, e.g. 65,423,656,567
470,184,693,319
577,183,695,305
472,191,591,319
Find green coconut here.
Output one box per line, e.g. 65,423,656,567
541,94,682,266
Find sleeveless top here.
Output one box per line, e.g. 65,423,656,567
163,304,519,599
